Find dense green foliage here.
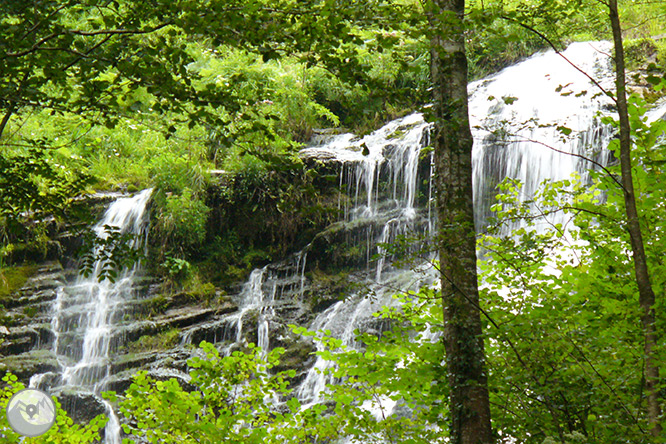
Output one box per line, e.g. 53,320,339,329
0,0,424,275
2,0,664,274
105,343,299,443
476,92,666,442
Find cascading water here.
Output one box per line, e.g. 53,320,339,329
199,41,622,410
302,112,428,221
295,114,438,404
179,256,307,355
30,189,152,444
470,41,616,233
9,36,665,444
647,99,666,124
180,267,266,350
292,41,621,406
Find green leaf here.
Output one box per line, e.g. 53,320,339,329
556,125,572,135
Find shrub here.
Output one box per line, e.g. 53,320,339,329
154,188,211,255
0,373,107,442
161,256,192,281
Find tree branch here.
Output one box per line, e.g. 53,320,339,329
500,15,614,102
3,23,171,59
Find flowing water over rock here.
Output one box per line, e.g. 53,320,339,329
30,189,152,444
293,41,619,407
470,41,616,233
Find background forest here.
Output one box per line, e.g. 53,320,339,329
1,0,666,443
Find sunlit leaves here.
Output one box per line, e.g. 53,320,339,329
111,342,302,443
288,287,449,443
475,92,666,440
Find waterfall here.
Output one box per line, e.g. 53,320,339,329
31,189,152,444
170,40,635,419
470,41,615,233
12,37,665,442
34,39,651,434
647,99,666,124
302,112,428,222
295,113,438,404
179,261,304,355
293,41,620,406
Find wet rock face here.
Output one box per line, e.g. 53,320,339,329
55,388,107,424
272,335,317,378
0,262,65,358
0,349,62,381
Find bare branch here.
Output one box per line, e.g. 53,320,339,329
513,136,626,192
500,15,614,101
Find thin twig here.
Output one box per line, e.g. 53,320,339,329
500,15,614,102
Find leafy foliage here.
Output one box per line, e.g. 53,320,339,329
106,342,299,443
0,148,90,264
291,291,451,444
2,0,666,442
0,373,107,443
79,225,145,282
474,90,666,442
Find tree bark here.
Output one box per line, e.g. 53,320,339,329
608,0,662,436
429,1,493,443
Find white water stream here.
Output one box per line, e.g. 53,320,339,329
183,42,624,411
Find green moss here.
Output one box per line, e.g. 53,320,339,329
218,265,250,287
242,249,272,268
274,340,316,373
140,295,171,316
123,329,180,353
306,269,357,310
0,264,40,300
387,129,406,140
23,306,38,318
0,349,62,376
185,281,217,306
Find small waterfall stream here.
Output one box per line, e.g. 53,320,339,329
60,190,152,390
296,114,436,404
31,189,152,444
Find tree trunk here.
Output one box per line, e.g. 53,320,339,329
429,1,493,443
608,0,662,436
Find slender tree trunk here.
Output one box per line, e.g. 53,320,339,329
0,109,13,140
429,1,493,443
608,0,662,436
